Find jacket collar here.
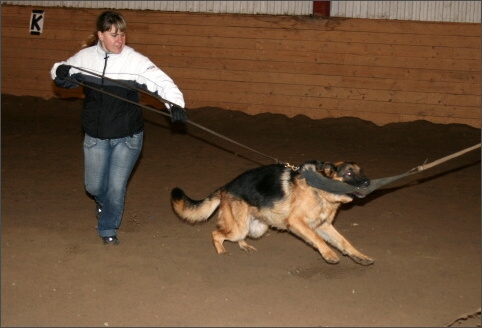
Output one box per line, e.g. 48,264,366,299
96,42,121,58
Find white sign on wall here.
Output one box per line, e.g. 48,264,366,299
30,10,44,35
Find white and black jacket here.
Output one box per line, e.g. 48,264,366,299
51,43,185,139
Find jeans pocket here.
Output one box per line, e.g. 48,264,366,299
83,134,98,148
125,132,143,150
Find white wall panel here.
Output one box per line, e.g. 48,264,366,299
2,1,480,22
0,1,313,15
330,1,481,23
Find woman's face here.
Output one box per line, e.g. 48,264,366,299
98,26,126,54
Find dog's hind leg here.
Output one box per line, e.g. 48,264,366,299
237,240,257,252
316,223,374,265
235,219,269,252
211,230,229,254
211,199,254,254
286,215,340,264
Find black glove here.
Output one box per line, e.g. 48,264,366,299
170,104,187,123
56,64,72,79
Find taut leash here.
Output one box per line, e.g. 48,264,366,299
70,65,177,107
61,67,280,163
59,66,480,196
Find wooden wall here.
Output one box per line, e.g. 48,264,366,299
2,5,480,128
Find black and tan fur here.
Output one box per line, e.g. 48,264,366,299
171,160,374,265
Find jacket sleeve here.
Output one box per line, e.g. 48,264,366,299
51,62,81,88
133,54,185,109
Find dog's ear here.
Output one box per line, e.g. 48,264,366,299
319,162,336,178
313,160,324,170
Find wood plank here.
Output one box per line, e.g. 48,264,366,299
7,44,478,88
336,98,480,118
177,78,480,108
167,67,480,95
2,4,479,36
343,54,479,72
6,25,476,61
6,22,474,63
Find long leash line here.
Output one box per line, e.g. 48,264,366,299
70,65,176,107
61,66,480,191
405,143,481,174
62,68,280,163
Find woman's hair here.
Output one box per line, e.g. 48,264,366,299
81,11,127,48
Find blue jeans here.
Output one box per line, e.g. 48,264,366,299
83,132,143,238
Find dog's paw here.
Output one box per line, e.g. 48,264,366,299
325,258,340,265
322,251,340,264
238,241,257,253
352,255,375,266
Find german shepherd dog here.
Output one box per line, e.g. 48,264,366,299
171,160,374,265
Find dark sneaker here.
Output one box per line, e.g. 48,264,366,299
102,236,119,246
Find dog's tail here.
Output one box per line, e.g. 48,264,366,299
170,188,221,224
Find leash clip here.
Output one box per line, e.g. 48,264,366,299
284,162,300,171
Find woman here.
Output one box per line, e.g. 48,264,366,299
51,11,186,245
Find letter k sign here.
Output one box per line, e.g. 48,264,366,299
30,10,44,35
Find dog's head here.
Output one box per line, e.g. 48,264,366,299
317,161,370,197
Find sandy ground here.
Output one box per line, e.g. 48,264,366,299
1,94,481,327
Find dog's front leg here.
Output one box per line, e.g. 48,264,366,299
316,223,374,266
286,216,340,264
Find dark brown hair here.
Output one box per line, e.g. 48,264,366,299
81,11,127,48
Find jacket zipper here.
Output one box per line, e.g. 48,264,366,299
97,53,109,137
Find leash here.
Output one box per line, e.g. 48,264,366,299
301,143,481,196
60,66,480,195
70,65,176,107
63,65,281,163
